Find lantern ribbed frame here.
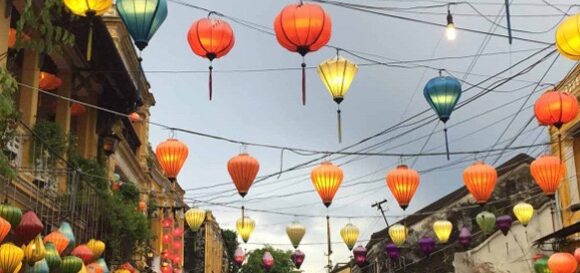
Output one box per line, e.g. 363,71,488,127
317,56,358,102
433,220,453,243
286,221,306,249
340,223,359,251
63,0,112,16
555,14,580,60
534,90,578,129
227,153,260,198
155,138,189,181
513,202,534,227
530,155,566,198
311,161,343,207
187,18,235,60
388,224,408,247
273,3,331,55
185,207,206,232
236,216,255,243
463,161,498,205
386,165,420,210
116,0,168,50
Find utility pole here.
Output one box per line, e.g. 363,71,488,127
372,199,390,228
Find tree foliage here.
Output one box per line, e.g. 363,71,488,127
239,246,294,273
221,229,240,273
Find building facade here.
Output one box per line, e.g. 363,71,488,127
184,211,229,273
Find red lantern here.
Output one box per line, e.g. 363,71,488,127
227,153,260,198
172,228,183,237
72,245,95,264
111,182,122,192
172,241,182,250
138,201,147,212
311,161,343,207
71,103,87,117
162,234,171,244
534,90,578,129
0,217,10,242
162,217,173,228
386,165,420,210
156,138,189,181
14,210,44,244
39,72,62,91
187,16,235,100
548,252,577,273
160,264,172,273
8,28,30,49
274,3,332,105
574,248,580,263
44,231,70,254
530,155,565,198
128,112,141,123
463,161,497,205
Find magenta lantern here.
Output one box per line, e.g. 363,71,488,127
262,251,274,272
14,210,44,244
385,243,401,260
291,250,305,269
575,248,580,263
353,245,367,267
459,227,472,248
234,248,245,266
418,237,436,257
496,215,513,236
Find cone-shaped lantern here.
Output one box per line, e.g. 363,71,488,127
116,0,168,51
386,165,420,210
187,16,235,100
548,252,577,273
15,211,44,244
531,155,565,198
458,227,472,248
513,202,534,227
185,207,206,232
24,235,46,265
71,245,94,264
463,161,497,205
262,252,274,272
63,0,112,61
311,161,343,207
286,221,306,249
317,54,358,142
496,215,513,236
534,257,550,273
58,222,76,251
388,224,408,247
28,259,49,273
418,237,436,257
385,243,400,260
236,216,255,243
353,246,367,267
274,3,332,105
233,248,245,267
228,153,260,198
340,223,359,251
433,220,453,243
290,250,305,269
0,217,10,243
476,211,496,235
86,240,105,258
44,232,69,255
556,14,580,60
155,138,189,181
0,204,22,227
60,257,83,273
0,243,23,273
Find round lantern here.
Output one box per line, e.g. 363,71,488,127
187,16,235,100
71,245,94,264
311,161,343,207
0,217,10,243
534,257,551,273
15,211,44,244
155,138,189,181
340,223,359,251
233,248,245,267
555,14,580,60
116,0,167,51
28,259,49,273
496,215,513,236
433,220,453,243
386,165,420,210
385,243,400,260
236,216,255,243
227,153,260,198
424,74,462,159
388,224,408,247
531,155,566,198
458,227,472,248
548,252,577,273
172,227,183,237
463,161,498,205
513,202,534,227
38,72,62,91
286,221,306,249
162,217,173,228
24,235,46,265
185,207,206,232
534,90,579,129
262,251,274,272
0,243,24,273
58,222,76,251
63,0,113,61
475,211,496,235
0,204,22,227
353,246,367,267
317,54,358,142
44,243,62,271
290,250,305,269
274,3,332,105
418,237,436,257
86,239,105,258
43,232,69,255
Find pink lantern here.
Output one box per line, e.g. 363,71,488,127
262,251,274,272
172,228,183,237
291,250,305,269
353,245,367,267
72,244,96,264
234,248,245,266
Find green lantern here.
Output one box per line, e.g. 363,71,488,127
60,257,82,273
534,258,551,273
475,211,496,235
44,243,62,272
0,204,22,227
27,259,49,273
116,0,168,51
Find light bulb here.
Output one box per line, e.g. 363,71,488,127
446,23,456,41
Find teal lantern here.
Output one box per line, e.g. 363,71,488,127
116,0,168,51
423,72,462,160
58,222,76,252
27,259,49,273
475,211,496,235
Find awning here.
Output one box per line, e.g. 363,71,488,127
534,221,580,245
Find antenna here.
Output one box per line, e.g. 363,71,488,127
371,199,390,228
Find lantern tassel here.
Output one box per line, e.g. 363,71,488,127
301,62,306,105
443,124,450,160
86,22,94,61
558,131,562,161
337,108,342,143
209,65,213,101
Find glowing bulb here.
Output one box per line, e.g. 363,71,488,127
446,23,456,41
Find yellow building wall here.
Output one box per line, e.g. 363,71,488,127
204,212,225,273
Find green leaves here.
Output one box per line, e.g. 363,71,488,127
240,247,294,273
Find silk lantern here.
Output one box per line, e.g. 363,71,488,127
0,204,22,227
0,243,24,273
385,243,400,260
38,72,62,91
116,0,168,51
63,0,113,61
274,3,332,105
228,153,260,198
476,211,496,235
71,103,87,117
155,138,189,181
8,28,30,49
44,243,62,272
0,217,10,242
418,237,436,257
15,211,44,244
386,165,420,210
534,257,551,273
185,207,206,232
262,252,274,272
531,155,566,198
340,223,359,251
311,161,343,207
71,245,94,264
60,257,83,273
353,246,367,267
458,227,472,248
433,220,453,243
548,252,577,273
424,74,462,159
43,232,69,255
236,216,255,243
463,161,498,205
24,235,46,264
233,248,245,267
496,215,513,236
86,240,105,258
388,224,408,247
187,16,235,100
27,259,49,273
58,222,76,251
290,250,305,269
286,221,306,249
513,202,534,227
555,14,580,60
317,54,358,142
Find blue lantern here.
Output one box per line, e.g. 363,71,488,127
116,0,168,51
423,73,461,160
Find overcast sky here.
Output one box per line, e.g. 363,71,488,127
141,1,578,272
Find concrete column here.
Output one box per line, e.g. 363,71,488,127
18,49,39,167
55,72,71,192
76,93,98,159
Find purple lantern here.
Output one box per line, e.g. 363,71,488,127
496,215,513,236
353,245,367,267
458,227,472,248
262,251,274,272
385,243,401,260
418,237,436,257
291,250,305,269
234,248,245,267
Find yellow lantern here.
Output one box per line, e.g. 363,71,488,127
286,221,306,249
79,263,87,273
236,216,255,243
11,262,21,273
0,243,24,273
63,0,113,61
24,235,46,264
340,223,359,251
433,220,453,243
513,202,534,227
185,207,206,232
556,14,580,60
317,54,358,143
388,224,408,247
86,239,105,258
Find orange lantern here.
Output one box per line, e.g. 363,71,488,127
128,112,141,123
274,3,332,105
386,165,420,210
187,16,235,100
0,217,9,242
534,90,578,129
310,161,343,207
138,201,147,212
548,252,577,273
463,162,497,205
44,231,70,254
227,153,260,198
530,155,565,198
155,138,189,181
8,28,30,49
71,103,87,117
38,72,63,91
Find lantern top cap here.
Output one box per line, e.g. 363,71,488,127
396,164,409,169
